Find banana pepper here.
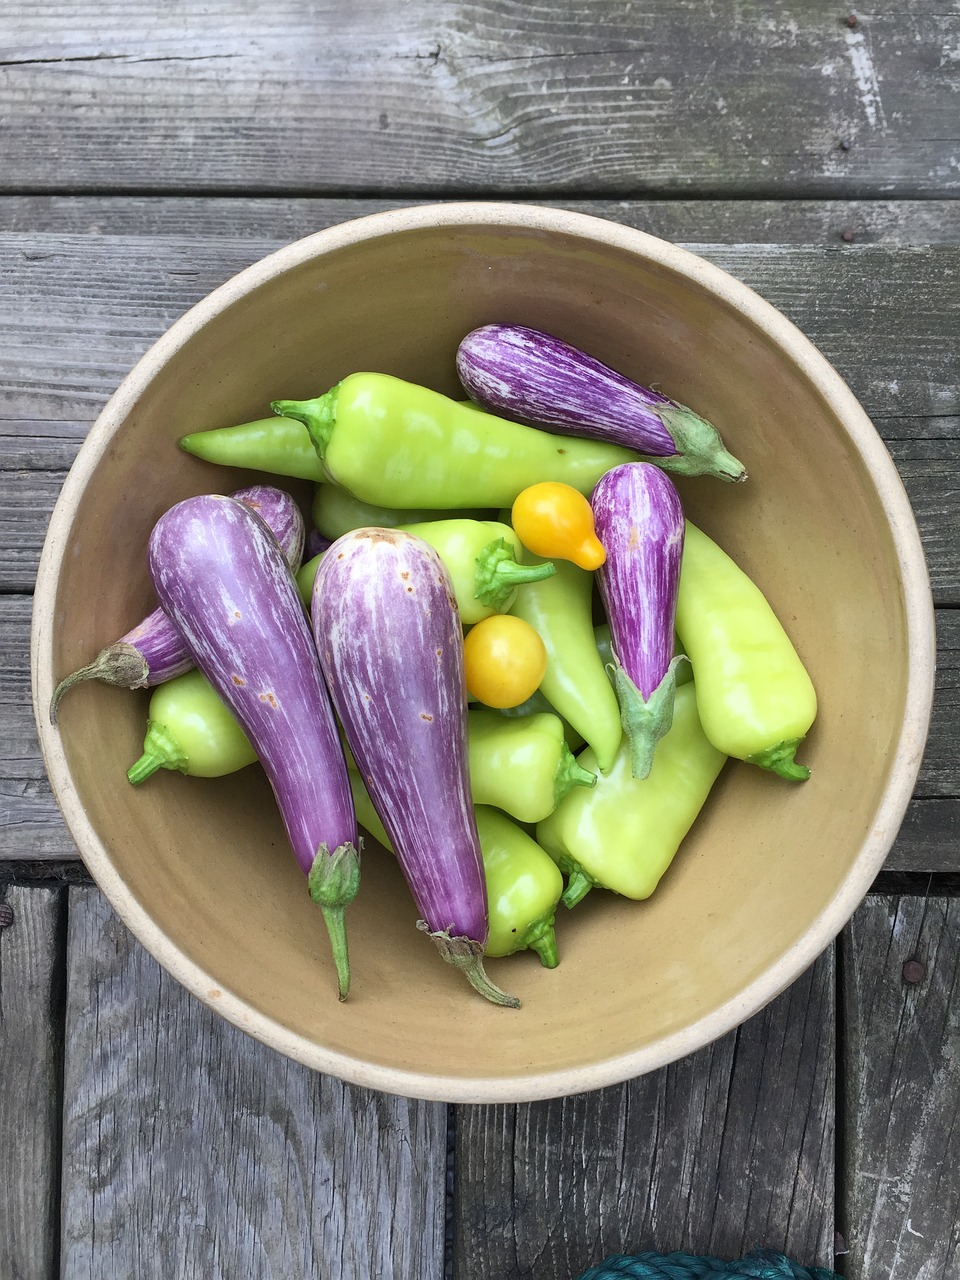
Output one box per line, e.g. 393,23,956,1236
536,682,727,906
272,373,636,508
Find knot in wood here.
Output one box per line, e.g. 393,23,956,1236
902,957,926,984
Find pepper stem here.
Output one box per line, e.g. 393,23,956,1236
552,742,597,807
612,654,686,781
49,642,150,724
520,915,560,969
746,738,811,782
308,841,362,1001
126,721,190,785
649,403,747,483
418,923,521,1007
559,859,595,909
271,388,338,461
473,538,556,610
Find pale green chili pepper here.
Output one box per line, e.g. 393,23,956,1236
126,669,257,783
676,522,817,780
509,555,622,772
312,484,487,542
536,682,727,907
467,709,595,823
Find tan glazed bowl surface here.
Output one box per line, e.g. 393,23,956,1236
32,204,935,1102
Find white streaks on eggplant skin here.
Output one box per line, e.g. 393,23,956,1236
148,496,356,877
592,463,684,698
119,484,305,686
456,324,676,456
313,529,488,944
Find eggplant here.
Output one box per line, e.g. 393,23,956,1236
312,527,519,1008
49,485,305,723
147,494,359,1000
591,463,686,780
456,324,746,482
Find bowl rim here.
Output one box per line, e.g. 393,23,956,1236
31,201,936,1102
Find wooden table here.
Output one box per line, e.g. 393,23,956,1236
1,5,958,1277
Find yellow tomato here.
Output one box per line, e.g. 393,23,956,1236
511,481,606,571
463,615,548,709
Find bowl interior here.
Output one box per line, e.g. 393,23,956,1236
35,209,926,1100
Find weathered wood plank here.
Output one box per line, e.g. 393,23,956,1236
0,885,65,1280
59,886,447,1280
2,196,960,246
1,235,957,592
842,895,960,1280
6,593,958,865
0,4,956,196
454,949,836,1278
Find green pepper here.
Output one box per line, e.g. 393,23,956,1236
298,519,557,623
509,555,622,773
179,416,325,482
536,681,727,906
126,669,257,784
473,806,563,966
347,772,563,967
312,484,487,542
676,522,817,781
272,373,636,508
467,709,595,822
487,689,586,753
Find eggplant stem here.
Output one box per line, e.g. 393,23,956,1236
49,642,150,724
746,738,811,782
613,654,685,781
418,923,521,1007
308,841,362,1001
652,403,748,483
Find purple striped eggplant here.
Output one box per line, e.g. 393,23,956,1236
49,485,305,723
148,494,359,1001
312,527,520,1009
456,324,746,483
591,463,686,780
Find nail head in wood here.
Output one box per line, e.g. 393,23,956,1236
841,228,856,242
0,901,14,929
902,957,926,984
844,14,859,29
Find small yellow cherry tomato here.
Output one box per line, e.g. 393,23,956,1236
463,614,548,709
511,481,606,570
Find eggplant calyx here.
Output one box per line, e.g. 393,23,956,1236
473,538,556,609
127,721,189,784
611,654,686,781
519,915,560,969
746,738,811,782
648,403,747,483
272,387,338,460
309,841,362,1001
49,642,151,724
418,923,521,1008
552,741,597,807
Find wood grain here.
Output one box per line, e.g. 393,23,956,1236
454,949,836,1278
2,196,960,245
1,232,956,590
59,886,447,1280
841,895,960,1279
0,885,65,1280
0,3,957,196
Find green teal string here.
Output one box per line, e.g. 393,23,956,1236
576,1250,842,1280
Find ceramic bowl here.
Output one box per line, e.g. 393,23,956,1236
32,204,935,1102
